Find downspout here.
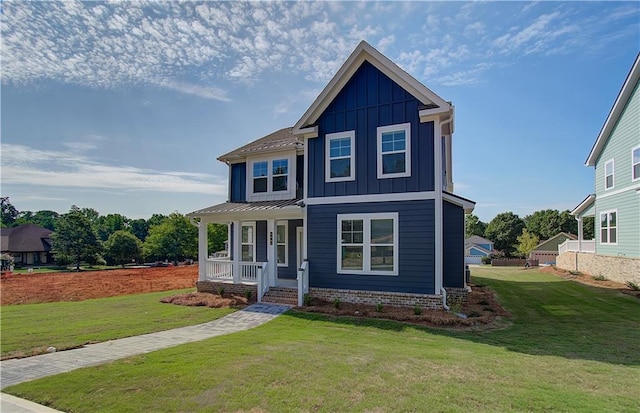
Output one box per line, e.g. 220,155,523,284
441,287,450,310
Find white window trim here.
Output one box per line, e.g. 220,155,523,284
632,146,640,182
241,222,256,262
604,159,614,190
336,212,399,276
377,123,411,179
325,130,355,182
276,222,288,267
246,152,296,202
599,210,618,245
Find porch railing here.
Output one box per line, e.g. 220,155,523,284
558,240,596,254
297,260,309,307
256,262,269,303
204,257,267,283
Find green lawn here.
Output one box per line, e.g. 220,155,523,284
5,267,640,412
1,289,235,358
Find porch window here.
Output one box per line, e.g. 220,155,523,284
600,211,617,244
377,123,411,179
276,222,287,266
241,223,255,261
326,131,355,182
253,162,268,193
604,159,614,190
632,146,640,181
272,159,288,191
337,213,398,275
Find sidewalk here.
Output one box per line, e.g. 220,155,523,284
1,303,291,412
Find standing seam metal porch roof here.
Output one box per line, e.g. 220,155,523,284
188,199,302,216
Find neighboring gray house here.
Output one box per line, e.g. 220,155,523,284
558,53,640,283
0,224,53,265
529,232,576,265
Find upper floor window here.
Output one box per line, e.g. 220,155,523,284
326,131,355,182
337,212,398,276
604,159,614,190
377,123,411,179
632,146,640,182
248,156,293,201
600,210,617,244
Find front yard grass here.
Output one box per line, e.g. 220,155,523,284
1,289,235,359
5,267,640,412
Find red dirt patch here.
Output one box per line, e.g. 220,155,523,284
539,265,640,299
0,266,198,305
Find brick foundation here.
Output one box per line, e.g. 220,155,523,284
309,287,466,310
556,252,640,284
196,281,257,297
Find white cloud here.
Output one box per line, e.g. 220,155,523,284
1,143,227,196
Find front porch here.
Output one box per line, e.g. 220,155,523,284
188,199,308,305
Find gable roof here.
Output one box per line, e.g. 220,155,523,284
571,194,596,217
466,244,492,256
0,224,53,253
586,53,640,166
465,235,493,247
217,127,299,163
292,41,452,135
533,232,577,252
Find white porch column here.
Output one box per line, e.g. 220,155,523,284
198,219,208,281
577,217,583,252
232,220,241,283
267,219,277,287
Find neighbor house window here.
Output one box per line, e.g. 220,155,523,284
600,211,617,244
604,159,614,190
337,213,398,275
253,162,268,193
276,222,287,266
241,223,255,262
326,131,355,182
377,123,411,179
632,146,640,181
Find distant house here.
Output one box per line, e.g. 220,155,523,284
558,53,640,283
464,235,494,265
188,41,475,308
0,224,53,265
529,232,576,265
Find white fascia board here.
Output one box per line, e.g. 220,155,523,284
571,194,596,216
586,54,640,166
293,41,450,133
293,126,318,139
305,191,436,205
443,193,476,214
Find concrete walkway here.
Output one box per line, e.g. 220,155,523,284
0,303,291,412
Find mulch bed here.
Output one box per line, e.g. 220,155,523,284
539,265,640,299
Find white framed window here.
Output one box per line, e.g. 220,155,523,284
247,154,294,201
632,146,640,182
377,123,411,179
326,131,355,182
604,159,614,190
337,212,398,276
599,210,617,245
276,222,287,266
241,222,256,262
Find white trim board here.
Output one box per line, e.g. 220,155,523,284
305,191,437,205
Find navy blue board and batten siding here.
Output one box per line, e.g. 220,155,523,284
307,201,436,294
230,163,246,202
308,61,435,198
443,200,465,288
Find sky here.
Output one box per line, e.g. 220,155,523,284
1,1,639,223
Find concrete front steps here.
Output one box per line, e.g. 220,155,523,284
262,287,298,306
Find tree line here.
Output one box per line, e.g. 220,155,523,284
1,197,226,269
465,209,595,258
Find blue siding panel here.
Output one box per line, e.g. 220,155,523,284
307,200,436,294
443,201,465,288
296,155,304,198
309,61,435,198
256,221,267,262
230,163,246,202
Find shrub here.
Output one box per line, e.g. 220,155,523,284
413,305,423,315
303,293,312,306
375,303,384,312
592,274,608,281
218,286,225,296
244,289,252,300
481,256,492,265
626,281,640,291
333,298,341,309
448,296,463,314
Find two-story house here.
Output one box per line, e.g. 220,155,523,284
557,53,640,283
188,41,475,308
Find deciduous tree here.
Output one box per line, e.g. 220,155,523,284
1,197,18,227
208,223,228,254
485,212,525,256
143,212,197,262
465,214,487,238
516,228,539,258
51,206,103,270
104,230,142,267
